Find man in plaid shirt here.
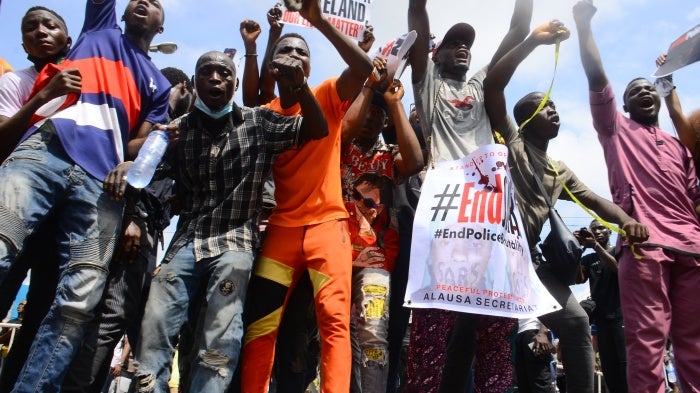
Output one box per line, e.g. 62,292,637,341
128,50,328,393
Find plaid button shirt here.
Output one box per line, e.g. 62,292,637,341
163,104,302,263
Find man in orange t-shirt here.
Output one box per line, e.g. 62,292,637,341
239,1,372,392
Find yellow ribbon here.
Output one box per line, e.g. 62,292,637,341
517,33,642,259
547,157,642,259
517,35,562,132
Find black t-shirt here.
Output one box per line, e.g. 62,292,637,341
580,246,622,319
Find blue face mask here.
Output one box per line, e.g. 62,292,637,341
194,95,234,119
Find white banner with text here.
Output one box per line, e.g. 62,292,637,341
281,0,372,40
405,144,560,318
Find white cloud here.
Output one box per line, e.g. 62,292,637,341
2,0,699,246
688,6,700,21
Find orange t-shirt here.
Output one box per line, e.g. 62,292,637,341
265,77,350,227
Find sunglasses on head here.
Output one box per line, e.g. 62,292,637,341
353,189,378,209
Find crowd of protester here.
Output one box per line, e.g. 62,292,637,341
0,1,699,393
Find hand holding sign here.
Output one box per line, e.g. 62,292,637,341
367,57,388,91
372,31,418,82
653,24,700,77
299,0,323,26
654,54,675,97
284,0,303,12
384,80,405,104
358,24,376,53
279,0,371,40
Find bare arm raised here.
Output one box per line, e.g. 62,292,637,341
574,1,608,92
299,0,372,100
240,19,262,107
655,54,699,159
407,0,430,85
341,57,423,176
260,4,285,104
385,80,425,176
484,20,569,131
408,0,533,85
488,0,533,69
341,57,386,151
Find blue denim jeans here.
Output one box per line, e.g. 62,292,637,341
0,221,60,392
0,124,123,392
351,267,391,393
135,243,253,393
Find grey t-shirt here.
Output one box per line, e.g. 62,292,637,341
498,116,594,250
414,61,493,163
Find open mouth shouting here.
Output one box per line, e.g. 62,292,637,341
456,49,469,58
206,87,226,102
638,95,656,111
549,112,560,126
133,4,148,18
455,48,471,63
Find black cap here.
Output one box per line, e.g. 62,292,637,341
434,22,476,54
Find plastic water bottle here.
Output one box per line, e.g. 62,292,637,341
666,361,677,384
126,130,168,188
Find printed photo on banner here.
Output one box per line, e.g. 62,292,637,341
653,24,700,77
279,0,372,40
405,144,561,318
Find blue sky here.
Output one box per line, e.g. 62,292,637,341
2,0,698,223
1,1,700,306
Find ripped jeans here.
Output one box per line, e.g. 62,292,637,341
0,123,123,392
351,267,391,393
134,243,253,393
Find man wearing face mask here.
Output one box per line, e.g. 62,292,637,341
129,50,327,393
